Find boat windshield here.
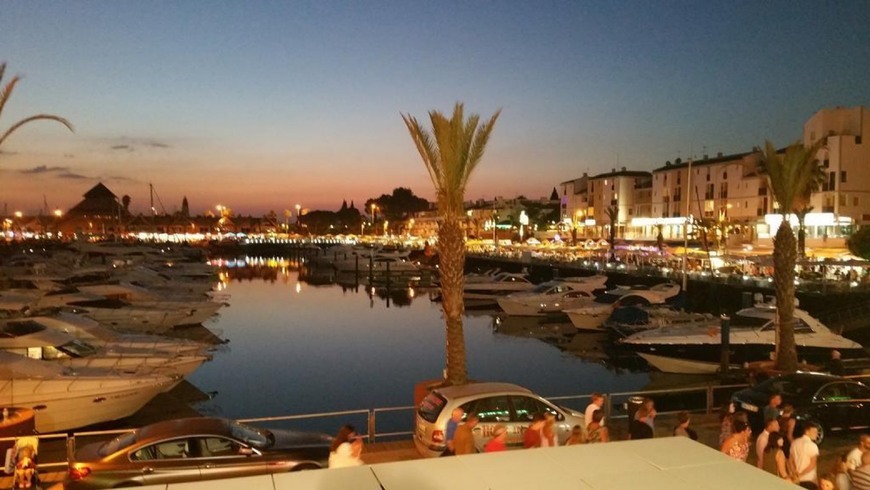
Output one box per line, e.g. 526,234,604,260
530,284,554,294
58,339,99,357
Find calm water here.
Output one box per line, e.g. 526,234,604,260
185,257,651,426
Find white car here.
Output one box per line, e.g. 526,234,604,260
413,382,585,457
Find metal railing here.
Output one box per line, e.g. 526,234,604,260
10,376,870,474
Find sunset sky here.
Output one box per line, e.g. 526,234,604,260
1,1,869,216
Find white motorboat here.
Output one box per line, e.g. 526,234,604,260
496,276,606,316
0,351,176,433
463,272,536,306
36,311,210,356
621,304,868,374
565,283,680,331
0,318,210,380
603,305,716,337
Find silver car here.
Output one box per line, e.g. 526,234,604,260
414,382,585,457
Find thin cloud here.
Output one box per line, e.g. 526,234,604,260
58,171,87,179
110,144,133,151
147,141,171,148
19,165,70,174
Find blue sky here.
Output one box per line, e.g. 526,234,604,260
1,1,869,215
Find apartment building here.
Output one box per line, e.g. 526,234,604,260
802,106,869,232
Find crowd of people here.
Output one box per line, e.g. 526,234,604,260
324,393,870,490
718,395,870,490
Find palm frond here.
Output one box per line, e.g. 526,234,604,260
0,75,21,119
0,114,75,148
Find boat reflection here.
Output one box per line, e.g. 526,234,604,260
491,313,650,373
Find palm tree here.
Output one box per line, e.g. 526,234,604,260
759,139,824,372
402,102,500,386
0,63,73,151
605,205,618,262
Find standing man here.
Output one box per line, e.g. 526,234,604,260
852,451,870,490
453,413,479,455
790,422,820,489
585,393,605,428
763,394,782,423
756,418,780,469
847,434,870,471
442,407,464,456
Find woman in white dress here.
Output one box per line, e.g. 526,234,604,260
328,424,363,468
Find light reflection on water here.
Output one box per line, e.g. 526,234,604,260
188,257,651,423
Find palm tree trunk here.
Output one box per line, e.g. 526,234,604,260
773,222,798,372
439,215,468,385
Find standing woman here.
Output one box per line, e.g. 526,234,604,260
540,412,558,447
718,403,735,448
586,410,610,443
777,404,797,457
329,424,363,468
635,398,657,431
762,433,791,480
720,420,752,462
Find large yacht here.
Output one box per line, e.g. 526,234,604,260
0,351,176,433
620,304,868,374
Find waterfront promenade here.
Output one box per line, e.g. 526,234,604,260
23,411,859,489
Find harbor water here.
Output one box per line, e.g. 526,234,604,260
183,256,652,431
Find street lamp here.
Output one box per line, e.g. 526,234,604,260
295,204,301,225
370,204,378,236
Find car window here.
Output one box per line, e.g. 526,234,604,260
100,431,139,457
473,396,511,423
197,437,244,457
846,383,870,400
133,439,190,461
815,383,850,402
510,396,561,422
418,392,447,423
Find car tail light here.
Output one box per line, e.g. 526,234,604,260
69,464,92,480
432,429,444,443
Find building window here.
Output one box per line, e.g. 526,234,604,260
823,159,829,168
759,186,767,196
854,197,859,207
841,171,847,183
706,169,710,182
856,135,862,144
676,173,680,185
829,172,836,191
839,194,847,207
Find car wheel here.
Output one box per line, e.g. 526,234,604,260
291,463,321,471
814,424,825,445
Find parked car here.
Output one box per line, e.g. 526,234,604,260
414,382,585,457
730,372,870,444
66,417,331,489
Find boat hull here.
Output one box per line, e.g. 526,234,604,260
0,375,175,433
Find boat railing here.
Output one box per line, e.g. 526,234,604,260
7,375,869,474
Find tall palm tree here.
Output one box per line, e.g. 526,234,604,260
605,205,618,262
0,63,73,151
402,103,500,386
759,139,824,372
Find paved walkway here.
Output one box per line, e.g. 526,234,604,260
11,412,859,489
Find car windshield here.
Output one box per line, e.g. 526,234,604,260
418,392,447,423
99,431,139,457
229,420,271,449
754,376,823,398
